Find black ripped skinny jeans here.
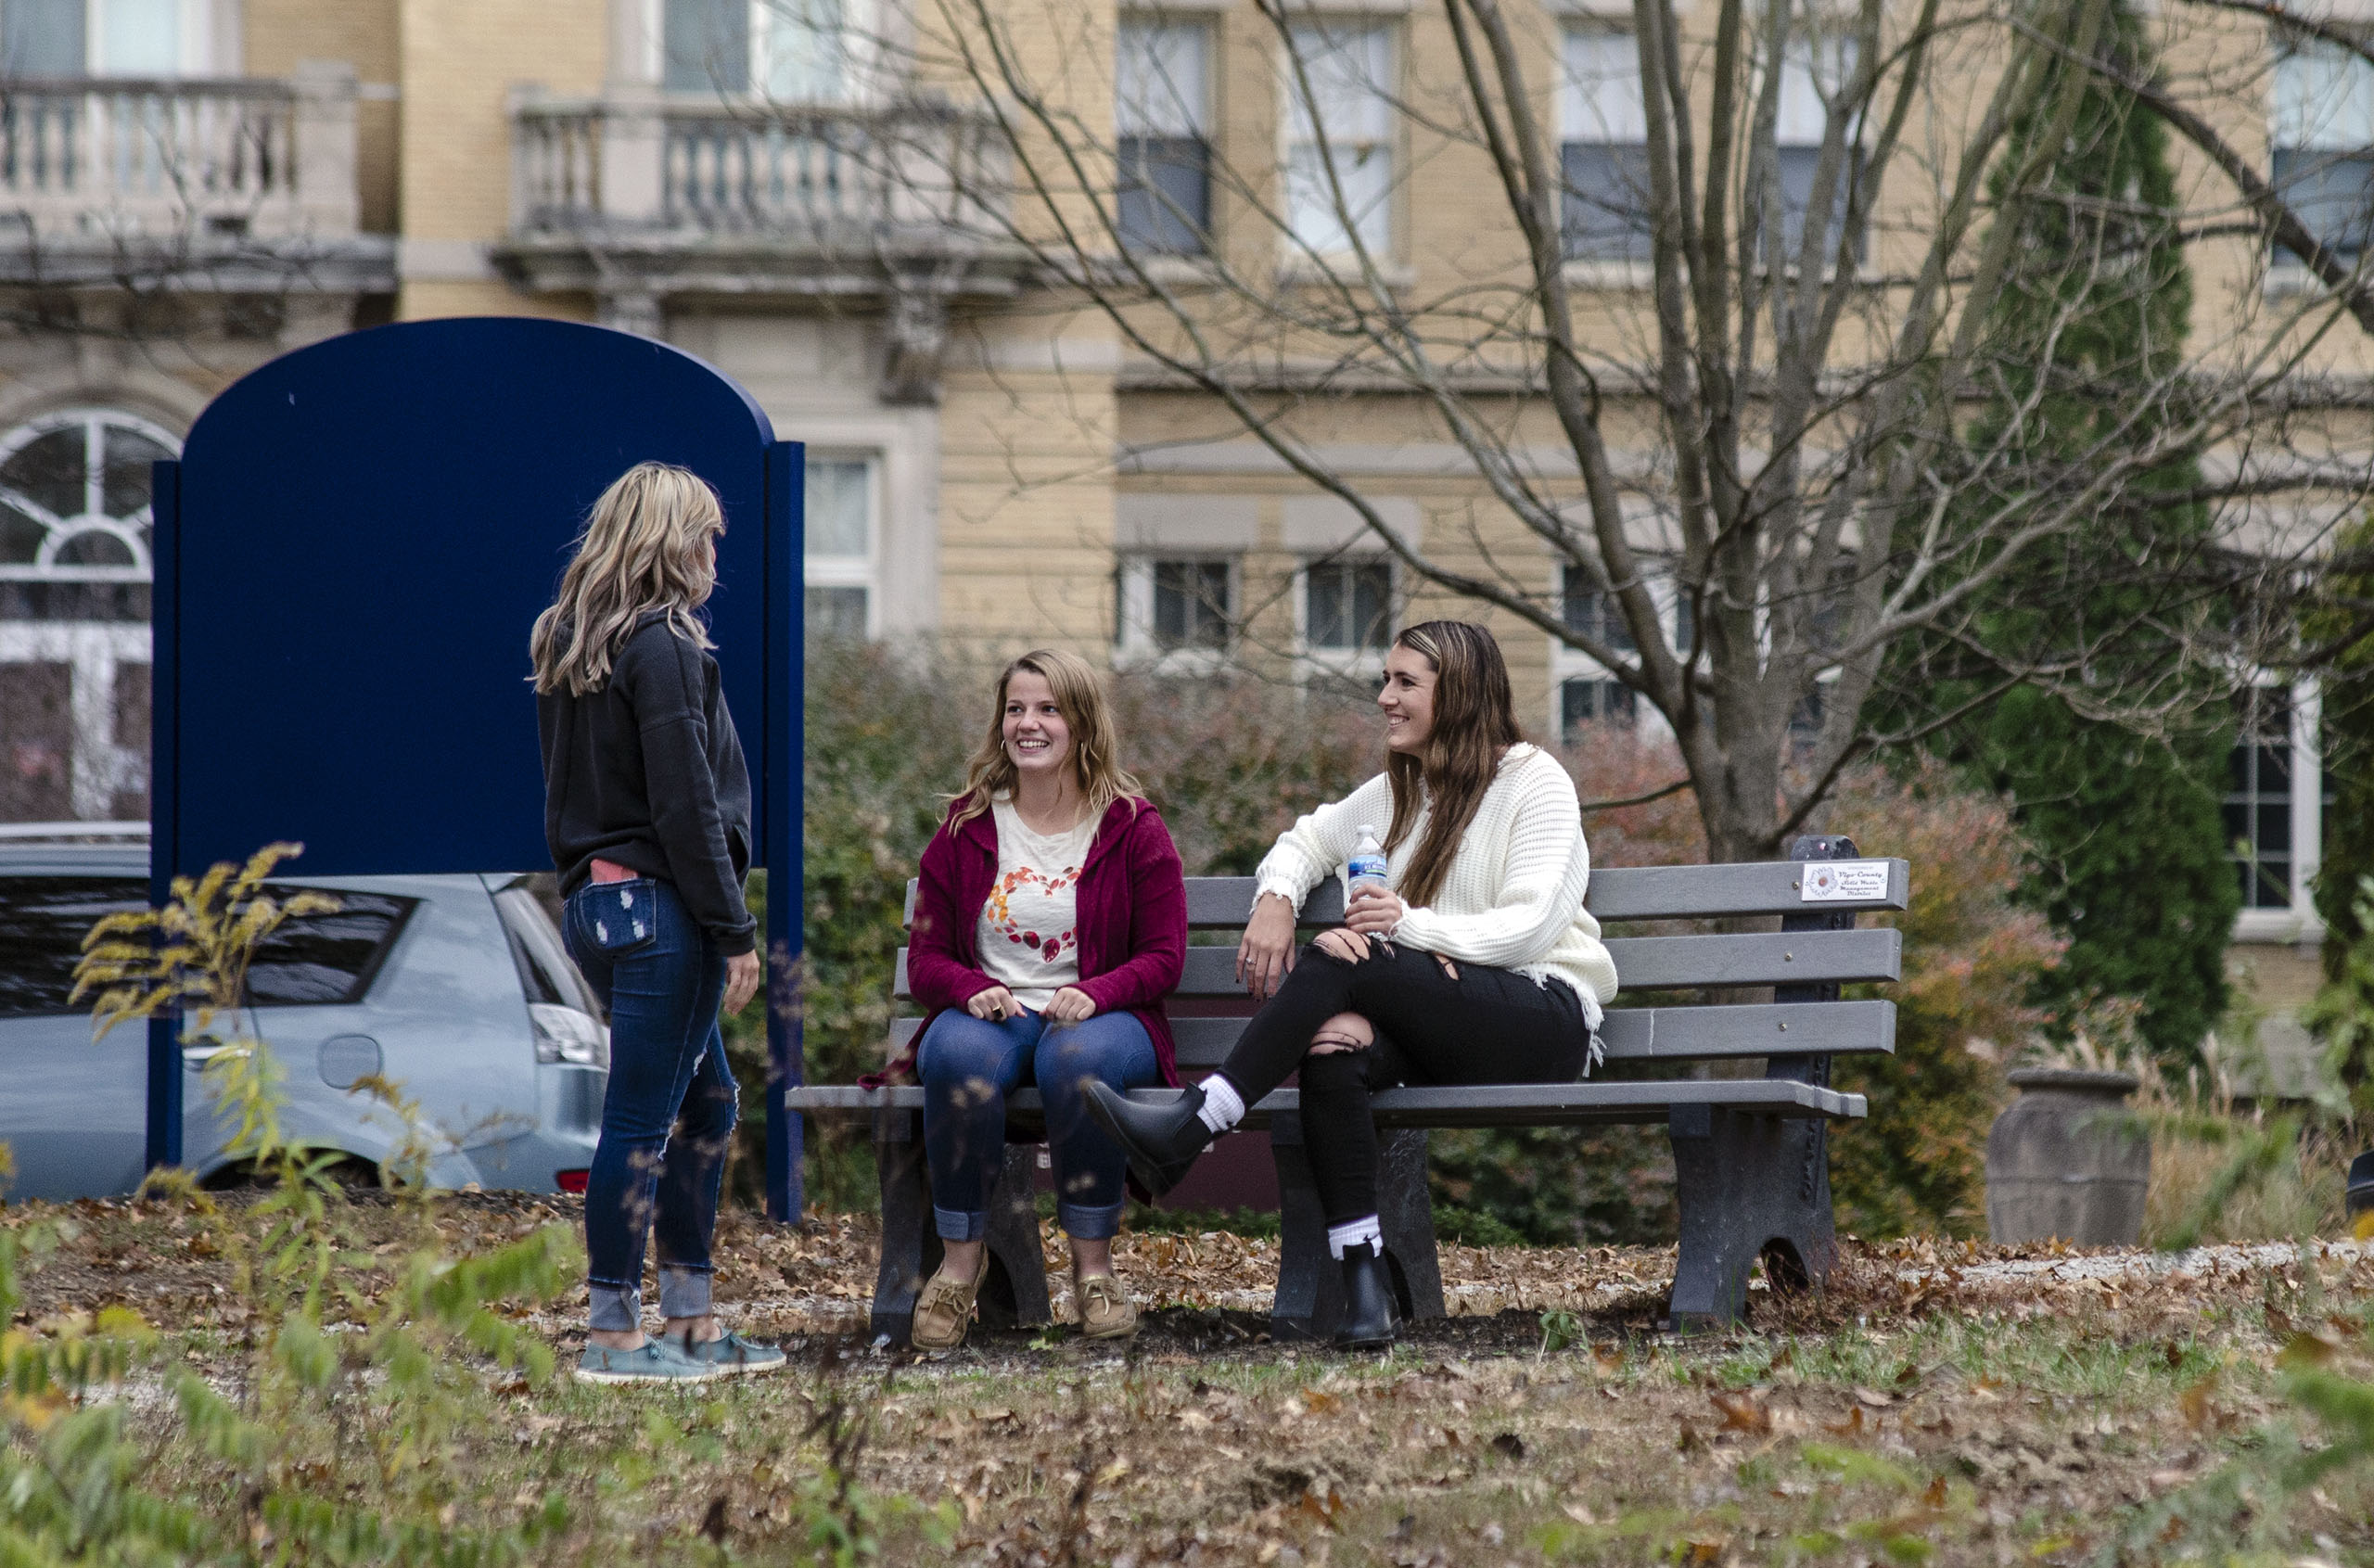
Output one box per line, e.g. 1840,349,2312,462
1216,939,1592,1227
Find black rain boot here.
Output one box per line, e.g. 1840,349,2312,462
2348,1152,2374,1225
1083,1080,1214,1196
1334,1241,1399,1350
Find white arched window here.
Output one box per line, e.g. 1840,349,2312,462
0,408,178,825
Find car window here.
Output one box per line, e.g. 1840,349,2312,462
491,882,603,1019
244,886,417,1007
0,876,147,1017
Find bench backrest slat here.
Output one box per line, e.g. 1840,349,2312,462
899,860,1908,929
888,926,1898,1001
883,996,1895,1067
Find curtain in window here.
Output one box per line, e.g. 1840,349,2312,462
1117,21,1210,254
1284,24,1394,256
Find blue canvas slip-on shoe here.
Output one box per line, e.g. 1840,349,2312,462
678,1330,787,1376
574,1336,723,1385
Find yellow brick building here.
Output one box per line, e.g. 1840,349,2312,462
0,0,2353,1049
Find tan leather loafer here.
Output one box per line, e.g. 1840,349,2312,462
1074,1269,1138,1341
911,1265,981,1351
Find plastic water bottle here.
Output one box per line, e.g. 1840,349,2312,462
1348,825,1388,899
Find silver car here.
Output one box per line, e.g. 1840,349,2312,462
0,834,609,1201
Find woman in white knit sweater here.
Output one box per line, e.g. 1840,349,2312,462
1087,620,1616,1347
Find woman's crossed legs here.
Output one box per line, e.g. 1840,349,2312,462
1215,938,1591,1240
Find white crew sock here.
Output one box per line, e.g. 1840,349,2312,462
1195,1075,1245,1134
1327,1216,1385,1259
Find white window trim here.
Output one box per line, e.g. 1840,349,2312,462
801,450,881,639
0,407,179,585
83,0,220,76
1549,562,1696,740
1293,553,1395,679
1277,19,1400,265
1114,552,1237,673
2231,673,2327,945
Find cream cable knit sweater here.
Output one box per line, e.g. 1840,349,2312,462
1251,743,1617,1030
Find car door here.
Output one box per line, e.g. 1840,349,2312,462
0,873,149,1200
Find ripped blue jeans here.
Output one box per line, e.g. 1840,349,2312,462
564,875,738,1334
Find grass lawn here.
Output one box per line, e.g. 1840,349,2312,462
5,1192,2372,1566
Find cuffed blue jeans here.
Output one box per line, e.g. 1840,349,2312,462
563,876,739,1334
916,1006,1157,1241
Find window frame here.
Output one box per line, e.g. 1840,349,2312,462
2268,32,2374,272
1114,552,1238,670
1295,552,1396,675
661,0,876,104
1117,14,1217,257
2228,676,2329,942
1556,21,1653,269
1279,19,1401,264
1548,558,1694,740
801,450,882,642
1769,30,1869,270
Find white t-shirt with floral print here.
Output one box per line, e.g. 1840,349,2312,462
974,797,1100,1011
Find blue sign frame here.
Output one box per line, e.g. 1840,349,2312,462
147,317,808,1219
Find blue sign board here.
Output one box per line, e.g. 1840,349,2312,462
151,316,807,1217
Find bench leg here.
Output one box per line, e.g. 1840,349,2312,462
1667,1103,1836,1331
869,1108,938,1345
1270,1114,1441,1341
977,1141,1051,1331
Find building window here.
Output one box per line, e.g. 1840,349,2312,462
803,454,876,641
1117,19,1212,255
1560,563,1636,655
1559,26,1652,262
2227,688,2306,911
0,408,174,823
1775,33,1864,263
1283,22,1395,257
2272,35,2374,265
665,0,853,100
3,0,203,76
1561,677,1637,736
1305,558,1391,653
1117,555,1233,659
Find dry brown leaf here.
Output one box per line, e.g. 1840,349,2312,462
1710,1391,1772,1434
2178,1376,2217,1431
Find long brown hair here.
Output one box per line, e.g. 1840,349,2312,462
1385,620,1523,908
529,463,722,695
950,648,1145,832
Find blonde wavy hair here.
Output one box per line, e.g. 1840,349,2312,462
950,648,1144,831
529,463,723,696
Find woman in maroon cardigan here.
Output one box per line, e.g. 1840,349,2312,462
898,647,1185,1349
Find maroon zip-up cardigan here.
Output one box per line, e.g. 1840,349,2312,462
872,795,1188,1087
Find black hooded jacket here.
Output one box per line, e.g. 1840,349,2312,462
537,612,755,955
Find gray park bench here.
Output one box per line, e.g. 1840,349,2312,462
784,836,1908,1345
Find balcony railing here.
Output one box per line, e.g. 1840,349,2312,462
511,94,1007,246
0,66,359,241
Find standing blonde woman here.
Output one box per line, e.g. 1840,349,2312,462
532,461,784,1383
884,648,1186,1349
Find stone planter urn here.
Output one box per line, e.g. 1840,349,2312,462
1985,1069,2151,1246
